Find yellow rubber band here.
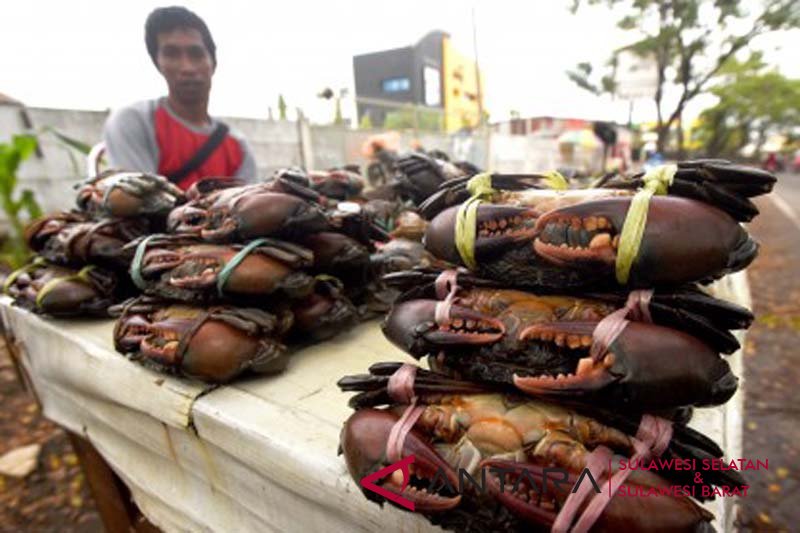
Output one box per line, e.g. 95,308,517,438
35,265,95,309
455,173,496,270
615,165,677,284
541,170,569,191
3,257,46,295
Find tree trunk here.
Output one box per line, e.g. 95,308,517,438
676,112,686,159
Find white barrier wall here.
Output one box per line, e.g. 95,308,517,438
1,104,573,214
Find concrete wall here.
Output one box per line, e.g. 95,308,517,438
1,104,565,215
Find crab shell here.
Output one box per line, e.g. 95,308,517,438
25,213,149,268
340,400,716,531
4,262,117,317
384,294,737,410
166,183,329,242
135,238,316,302
75,170,184,218
113,301,291,382
424,196,756,288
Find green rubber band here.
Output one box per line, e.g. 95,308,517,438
455,173,496,270
35,265,95,309
615,164,677,284
3,257,46,295
216,238,270,297
130,235,157,291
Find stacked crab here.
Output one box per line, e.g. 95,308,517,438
3,171,183,317
110,168,394,383
337,161,776,532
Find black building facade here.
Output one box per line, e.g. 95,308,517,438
353,31,446,126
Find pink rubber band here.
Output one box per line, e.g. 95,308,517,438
385,364,425,463
435,269,460,300
434,293,457,325
589,307,630,362
626,289,653,323
387,363,418,404
635,414,673,458
569,414,673,532
589,289,654,362
386,401,425,463
551,446,613,533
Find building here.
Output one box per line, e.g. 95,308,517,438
352,31,484,132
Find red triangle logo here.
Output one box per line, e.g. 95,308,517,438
360,454,416,511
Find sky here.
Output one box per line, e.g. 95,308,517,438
2,0,798,126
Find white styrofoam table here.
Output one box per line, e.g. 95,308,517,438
0,272,748,532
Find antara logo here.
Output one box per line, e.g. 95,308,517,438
360,454,602,512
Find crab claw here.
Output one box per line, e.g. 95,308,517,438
340,408,461,512
167,205,208,234
532,196,756,285
514,320,737,410
140,312,284,382
383,299,506,358
114,313,151,351
424,204,538,265
482,458,713,531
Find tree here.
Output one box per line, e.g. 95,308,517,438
278,94,287,120
693,55,800,158
383,109,443,132
359,113,373,130
567,0,800,154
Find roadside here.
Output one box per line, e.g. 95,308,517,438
735,175,800,532
0,339,102,532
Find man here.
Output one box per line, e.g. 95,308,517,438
103,6,257,190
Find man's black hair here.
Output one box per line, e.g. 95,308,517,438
145,6,216,67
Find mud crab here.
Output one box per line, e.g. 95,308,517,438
393,152,475,206
307,168,365,200
112,296,292,382
339,364,744,532
380,269,750,410
167,183,329,242
125,234,316,303
25,212,149,268
424,195,759,288
76,170,185,219
420,160,775,222
3,259,117,317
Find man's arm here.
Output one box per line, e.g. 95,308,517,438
234,136,259,182
103,103,159,172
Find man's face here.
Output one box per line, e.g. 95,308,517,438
156,28,214,104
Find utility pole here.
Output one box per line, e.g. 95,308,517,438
471,6,484,128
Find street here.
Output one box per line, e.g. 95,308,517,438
736,172,800,531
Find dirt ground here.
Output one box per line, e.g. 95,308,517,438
0,197,797,532
0,339,102,532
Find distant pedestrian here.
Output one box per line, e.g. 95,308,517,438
103,6,257,190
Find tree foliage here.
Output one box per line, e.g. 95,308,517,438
383,109,443,132
693,55,800,157
568,0,800,152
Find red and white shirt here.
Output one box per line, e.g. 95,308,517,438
103,98,257,190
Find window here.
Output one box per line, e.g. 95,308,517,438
382,77,410,93
424,66,441,106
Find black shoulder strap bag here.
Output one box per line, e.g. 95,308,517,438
166,122,230,184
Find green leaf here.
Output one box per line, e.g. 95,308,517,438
19,189,42,220
12,134,37,161
40,127,92,155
